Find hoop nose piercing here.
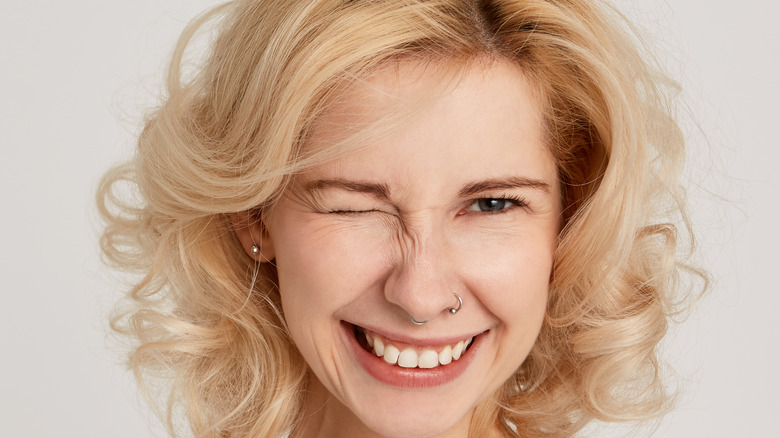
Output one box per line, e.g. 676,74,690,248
409,293,463,325
410,315,428,325
447,293,462,315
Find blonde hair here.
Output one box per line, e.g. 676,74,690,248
98,0,703,436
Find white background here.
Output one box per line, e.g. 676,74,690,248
1,1,777,436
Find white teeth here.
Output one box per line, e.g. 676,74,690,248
383,345,400,365
363,327,474,369
398,349,418,368
418,350,439,369
452,341,464,360
365,331,374,347
438,345,452,365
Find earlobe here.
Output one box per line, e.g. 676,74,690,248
229,211,276,262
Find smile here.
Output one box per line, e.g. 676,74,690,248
354,325,474,369
344,322,485,388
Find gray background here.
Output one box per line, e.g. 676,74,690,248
1,0,777,436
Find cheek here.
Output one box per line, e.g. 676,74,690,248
271,220,392,320
476,243,551,375
461,231,553,325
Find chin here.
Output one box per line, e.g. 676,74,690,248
350,402,471,438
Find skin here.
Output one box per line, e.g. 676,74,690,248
234,58,562,437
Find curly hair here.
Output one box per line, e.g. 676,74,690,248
98,0,703,436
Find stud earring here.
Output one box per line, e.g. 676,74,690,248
251,245,260,256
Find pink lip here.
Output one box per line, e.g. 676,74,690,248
341,322,483,389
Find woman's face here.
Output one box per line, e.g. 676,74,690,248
263,60,561,437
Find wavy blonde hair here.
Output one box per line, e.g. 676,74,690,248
98,0,703,436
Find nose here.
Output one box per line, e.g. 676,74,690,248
383,222,462,324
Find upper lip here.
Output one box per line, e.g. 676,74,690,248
345,321,486,348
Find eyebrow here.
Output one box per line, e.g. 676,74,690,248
458,176,551,197
304,175,550,201
305,178,391,201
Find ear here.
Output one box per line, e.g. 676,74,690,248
229,210,275,262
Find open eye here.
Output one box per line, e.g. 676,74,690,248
466,197,526,213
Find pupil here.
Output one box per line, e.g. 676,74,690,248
479,199,505,211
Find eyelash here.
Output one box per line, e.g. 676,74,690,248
326,195,529,215
327,209,376,215
466,194,529,214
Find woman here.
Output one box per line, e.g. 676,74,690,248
99,0,702,436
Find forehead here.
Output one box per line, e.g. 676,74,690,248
307,57,541,144
300,58,556,193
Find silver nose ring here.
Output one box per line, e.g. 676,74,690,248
410,315,427,325
447,293,462,315
409,293,463,325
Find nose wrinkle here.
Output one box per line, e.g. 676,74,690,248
385,217,456,320
398,225,444,283
396,213,446,270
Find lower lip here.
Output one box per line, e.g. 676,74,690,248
342,322,482,389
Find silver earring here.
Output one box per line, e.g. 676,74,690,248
251,245,260,256
446,293,462,315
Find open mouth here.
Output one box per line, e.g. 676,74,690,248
352,324,475,369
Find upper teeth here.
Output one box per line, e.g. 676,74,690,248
363,329,473,369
